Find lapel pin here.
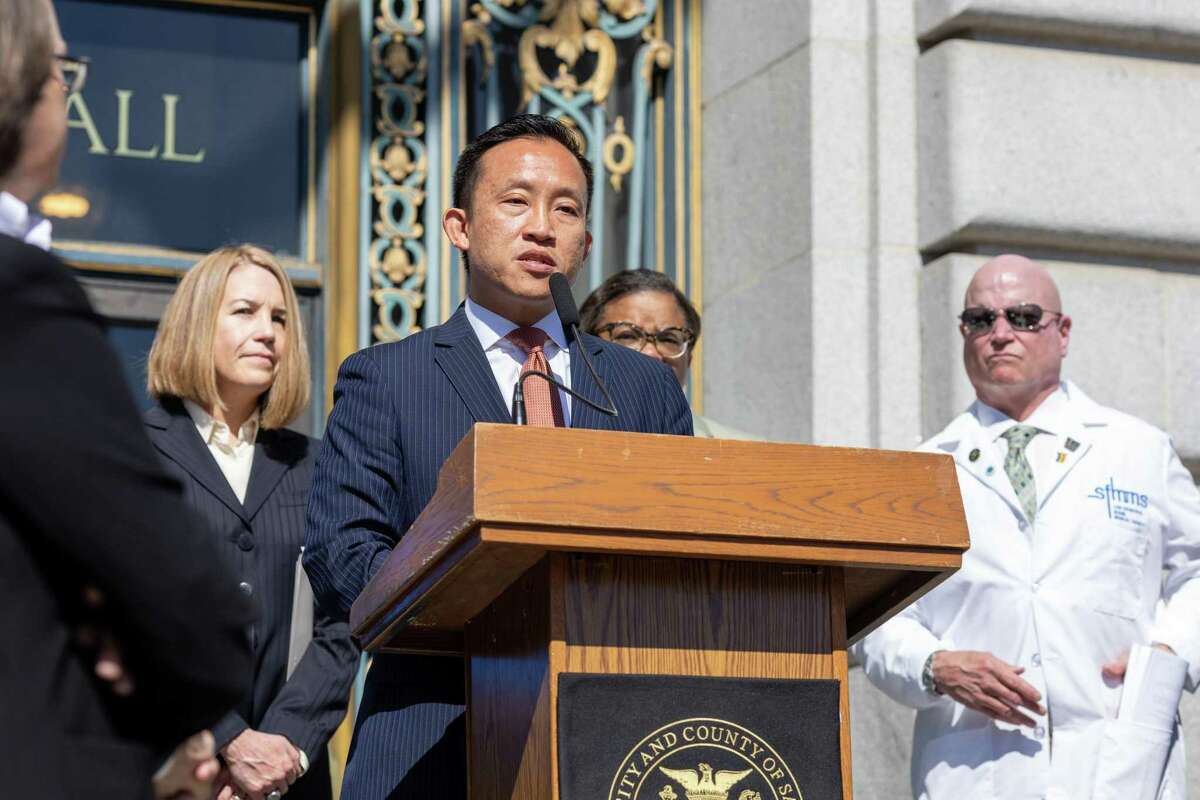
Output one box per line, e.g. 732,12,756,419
1056,452,1067,464
985,465,995,476
1065,438,1080,452
969,448,981,462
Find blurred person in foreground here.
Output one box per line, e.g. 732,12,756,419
579,268,756,439
0,1,255,797
144,245,358,800
852,254,1200,799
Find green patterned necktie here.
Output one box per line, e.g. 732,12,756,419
1001,424,1040,522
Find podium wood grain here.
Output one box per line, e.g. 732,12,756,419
351,424,968,651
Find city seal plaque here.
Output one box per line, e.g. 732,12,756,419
609,718,801,800
558,674,842,800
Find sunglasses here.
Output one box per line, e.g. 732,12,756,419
959,304,1063,334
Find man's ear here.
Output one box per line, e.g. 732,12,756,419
581,230,593,262
1058,314,1072,357
443,207,469,252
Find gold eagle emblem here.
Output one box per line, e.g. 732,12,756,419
658,763,754,800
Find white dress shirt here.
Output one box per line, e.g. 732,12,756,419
183,399,259,504
464,297,573,426
0,191,52,251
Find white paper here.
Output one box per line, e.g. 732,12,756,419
1117,644,1187,732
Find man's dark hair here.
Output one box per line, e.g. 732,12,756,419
452,113,594,215
0,0,56,181
579,269,702,341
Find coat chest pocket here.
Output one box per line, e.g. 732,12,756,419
1090,522,1150,620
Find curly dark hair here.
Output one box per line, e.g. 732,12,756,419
579,269,702,341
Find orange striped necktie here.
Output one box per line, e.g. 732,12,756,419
505,326,565,427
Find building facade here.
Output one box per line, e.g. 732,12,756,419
698,2,1200,795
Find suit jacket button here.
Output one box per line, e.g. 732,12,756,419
238,581,253,595
238,533,254,552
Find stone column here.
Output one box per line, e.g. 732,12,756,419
701,1,923,450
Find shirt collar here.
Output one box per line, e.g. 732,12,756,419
464,296,569,353
0,191,52,251
974,382,1071,440
182,398,260,448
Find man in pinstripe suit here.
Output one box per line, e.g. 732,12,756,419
305,115,693,798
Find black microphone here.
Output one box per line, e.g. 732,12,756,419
510,274,620,424
548,272,581,341
548,272,619,417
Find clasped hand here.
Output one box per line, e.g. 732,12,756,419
216,729,303,800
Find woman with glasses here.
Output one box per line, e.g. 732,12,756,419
144,245,358,800
580,269,756,439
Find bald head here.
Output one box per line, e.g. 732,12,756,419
964,254,1061,312
960,254,1071,421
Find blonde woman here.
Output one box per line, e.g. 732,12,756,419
144,245,356,800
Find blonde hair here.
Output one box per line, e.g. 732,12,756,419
147,244,310,429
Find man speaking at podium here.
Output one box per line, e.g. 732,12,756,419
305,115,692,798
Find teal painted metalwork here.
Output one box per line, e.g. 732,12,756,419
599,0,659,38
477,0,538,29
367,0,430,342
368,0,696,345
467,1,662,288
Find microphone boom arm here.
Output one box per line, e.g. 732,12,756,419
511,362,618,425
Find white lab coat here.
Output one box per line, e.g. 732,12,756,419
852,382,1200,800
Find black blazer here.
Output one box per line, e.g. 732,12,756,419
145,399,358,800
0,234,255,799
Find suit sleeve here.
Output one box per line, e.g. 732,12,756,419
1148,439,1200,690
305,349,405,621
0,256,254,746
210,711,251,753
258,606,359,756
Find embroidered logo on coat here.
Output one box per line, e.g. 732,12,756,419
1088,477,1149,525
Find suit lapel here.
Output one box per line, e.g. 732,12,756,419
953,428,1028,524
433,307,512,424
146,400,248,523
569,333,616,431
242,430,291,521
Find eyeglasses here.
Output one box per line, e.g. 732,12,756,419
595,321,694,360
55,54,89,94
959,303,1063,334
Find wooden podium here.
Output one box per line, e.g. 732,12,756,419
350,424,969,799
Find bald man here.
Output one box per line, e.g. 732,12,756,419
852,255,1200,800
